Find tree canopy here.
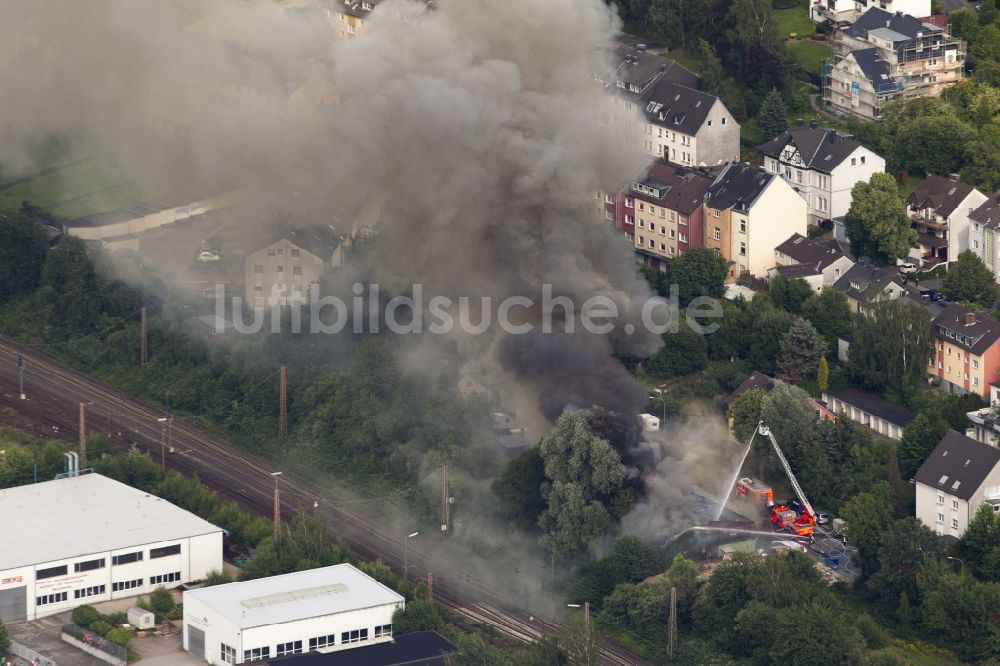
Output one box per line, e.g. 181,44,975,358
843,173,917,264
941,251,999,308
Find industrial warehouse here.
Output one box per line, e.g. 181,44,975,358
0,472,224,622
183,564,405,665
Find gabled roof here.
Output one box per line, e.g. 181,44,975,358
775,233,851,269
913,430,1000,500
970,190,1000,230
757,122,876,173
727,371,775,407
610,41,700,93
932,304,1000,356
850,48,892,85
823,387,916,428
906,175,979,218
704,162,774,212
639,80,719,136
628,161,712,214
774,263,823,279
258,226,341,260
832,262,906,302
848,7,942,41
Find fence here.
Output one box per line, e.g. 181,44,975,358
9,640,57,666
60,624,127,665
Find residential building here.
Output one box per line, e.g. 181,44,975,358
929,305,1000,398
906,174,987,266
757,121,885,222
968,190,1000,282
183,564,404,665
810,0,930,25
966,383,1000,446
769,263,825,293
774,232,855,287
913,430,1000,537
821,387,915,439
703,162,808,281
245,228,341,309
0,474,223,623
628,162,712,271
832,262,918,312
324,0,434,38
636,80,741,167
822,8,965,120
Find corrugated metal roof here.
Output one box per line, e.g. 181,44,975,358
184,564,404,629
0,474,223,571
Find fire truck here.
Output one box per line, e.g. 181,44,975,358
735,477,773,505
748,422,817,537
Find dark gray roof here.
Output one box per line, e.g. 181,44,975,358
639,80,719,136
629,161,712,214
823,387,916,428
907,175,980,219
775,233,850,269
610,42,699,93
848,8,941,41
832,262,906,302
969,190,1000,230
704,162,773,212
757,122,873,173
775,263,822,278
726,371,775,407
933,304,1000,356
265,631,456,666
913,430,1000,500
851,48,892,86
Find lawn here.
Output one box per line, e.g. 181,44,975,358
788,40,834,75
899,175,925,198
775,7,816,38
664,47,702,75
0,154,142,220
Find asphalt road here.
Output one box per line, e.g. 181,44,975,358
0,337,645,666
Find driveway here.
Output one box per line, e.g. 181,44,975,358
7,615,105,666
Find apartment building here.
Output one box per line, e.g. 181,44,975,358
968,190,1000,282
245,228,341,309
773,233,855,286
628,162,713,271
914,430,1000,538
324,0,433,37
906,174,987,266
832,262,917,312
823,8,965,120
703,162,808,281
757,121,885,222
930,305,1000,398
810,0,930,25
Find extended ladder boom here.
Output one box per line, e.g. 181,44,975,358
756,421,815,518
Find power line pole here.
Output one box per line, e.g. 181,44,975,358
441,464,450,533
79,402,87,470
140,307,148,366
427,571,434,602
16,355,24,400
668,586,677,663
272,472,283,543
278,365,288,438
160,419,166,470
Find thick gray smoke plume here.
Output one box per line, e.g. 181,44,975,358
0,0,660,429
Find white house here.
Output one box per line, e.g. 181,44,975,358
906,175,988,267
773,232,855,287
966,383,1000,446
913,430,1000,538
758,122,885,223
0,474,223,623
810,0,930,24
968,190,1000,282
183,564,404,665
636,80,741,167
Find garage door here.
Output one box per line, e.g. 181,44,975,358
0,586,26,623
188,625,205,659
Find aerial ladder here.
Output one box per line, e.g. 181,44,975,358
748,421,816,537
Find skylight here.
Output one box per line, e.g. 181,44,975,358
952,480,961,490
938,474,949,484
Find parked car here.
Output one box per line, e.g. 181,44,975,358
815,510,830,524
922,289,943,301
898,262,917,274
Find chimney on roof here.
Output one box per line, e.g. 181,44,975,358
965,312,976,326
948,173,961,182
637,43,647,51
829,129,838,143
885,19,891,27
809,119,818,128
796,118,804,125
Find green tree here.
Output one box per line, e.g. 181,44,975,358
39,235,102,337
517,638,567,666
611,535,666,582
757,89,789,139
149,587,176,615
695,38,729,96
728,387,766,443
650,0,710,47
646,323,708,377
493,447,546,528
72,605,101,628
844,173,917,263
727,0,779,51
0,616,8,655
897,413,949,479
759,381,816,462
748,307,797,374
392,598,442,634
776,318,826,382
840,482,897,577
802,288,853,352
539,412,626,561
942,251,1000,308
768,275,813,314
105,627,134,647
817,356,829,393
202,570,233,587
669,247,727,306
848,297,933,395
960,503,1000,570
0,211,48,305
869,517,945,604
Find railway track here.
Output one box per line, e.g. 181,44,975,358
0,337,649,665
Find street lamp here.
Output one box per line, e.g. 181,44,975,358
157,407,173,470
946,556,965,577
404,531,419,579
271,472,283,543
16,355,24,400
567,602,592,641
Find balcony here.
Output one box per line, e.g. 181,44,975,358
910,213,948,231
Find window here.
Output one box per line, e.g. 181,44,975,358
796,170,803,184
149,545,181,559
37,565,68,580
276,641,303,657
605,194,614,204
739,242,746,256
309,635,336,650
974,377,980,387
669,229,676,239
679,233,688,243
713,209,720,218
860,155,866,164
937,494,944,504
267,249,276,257
649,205,656,215
374,624,393,638
276,265,284,273
637,220,643,229
276,249,284,256
36,592,67,607
74,558,105,573
851,158,856,166
937,513,944,523
648,239,654,248
113,552,143,566
952,499,959,509
952,518,959,529
112,579,143,592
659,243,666,252
707,120,712,127
722,117,726,125
713,228,721,241
974,240,980,249
254,265,263,274
74,585,106,600
149,572,180,585
739,220,746,234
341,629,369,644
220,643,236,665
291,249,300,258
659,226,666,235
244,648,271,662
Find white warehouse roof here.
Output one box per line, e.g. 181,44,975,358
185,564,404,629
0,473,223,571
